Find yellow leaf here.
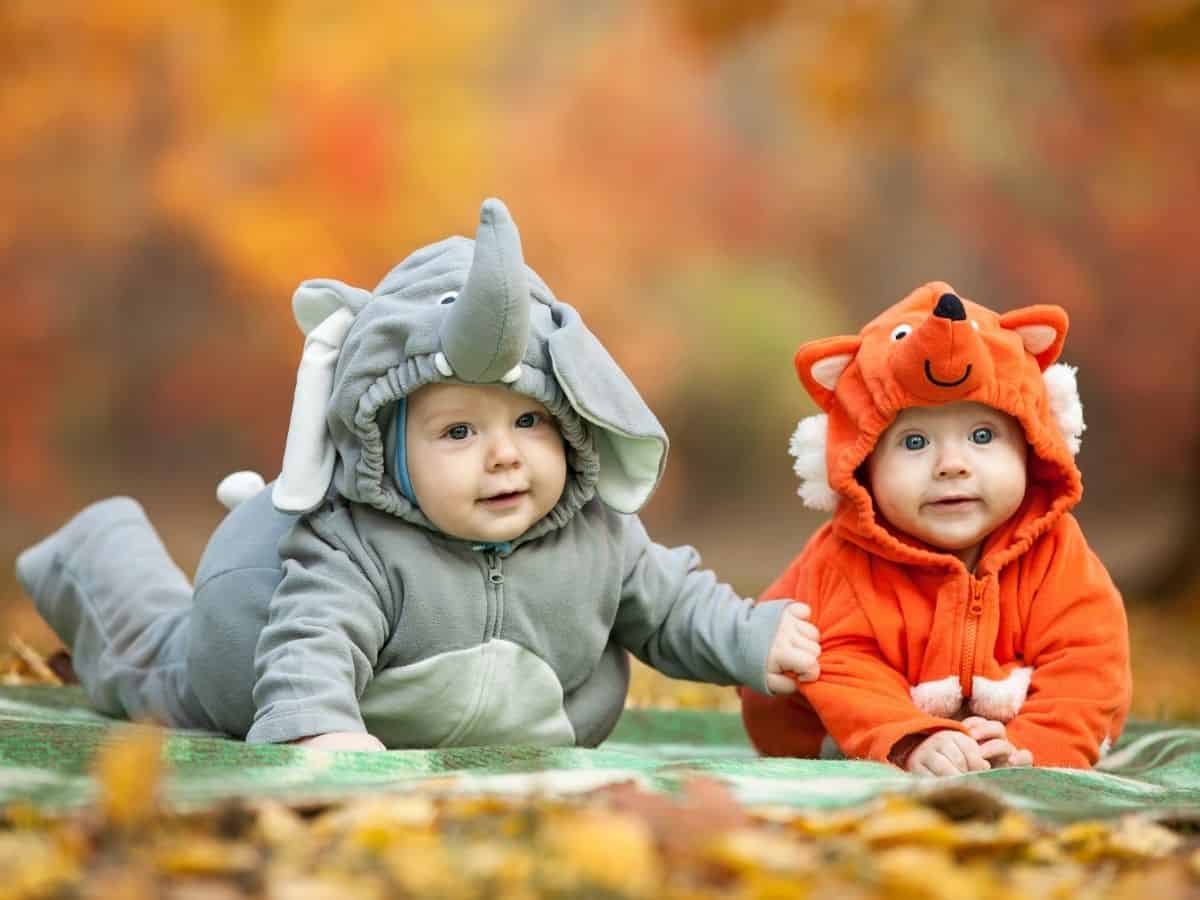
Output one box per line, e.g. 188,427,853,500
93,723,164,830
377,834,455,896
0,834,78,900
1057,819,1111,861
1006,861,1090,897
1059,816,1182,863
253,800,308,849
543,809,659,895
1105,816,1183,860
790,806,871,837
952,812,1035,851
154,836,259,876
874,846,981,900
857,799,959,848
704,828,818,877
311,796,436,845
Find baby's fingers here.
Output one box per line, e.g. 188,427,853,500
789,620,821,641
916,752,962,777
789,635,821,659
947,733,990,772
779,601,812,621
962,716,1006,742
780,602,820,635
766,672,798,694
773,643,819,678
1004,748,1034,768
977,738,1016,762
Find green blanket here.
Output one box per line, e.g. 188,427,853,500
0,686,1196,823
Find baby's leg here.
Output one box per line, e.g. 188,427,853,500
15,497,215,730
186,485,293,739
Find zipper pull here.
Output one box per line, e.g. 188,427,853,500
969,578,985,615
485,552,504,585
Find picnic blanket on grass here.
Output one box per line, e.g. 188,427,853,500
0,686,1196,823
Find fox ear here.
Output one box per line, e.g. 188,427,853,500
794,335,861,411
998,305,1069,371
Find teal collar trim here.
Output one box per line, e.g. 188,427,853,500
471,541,513,556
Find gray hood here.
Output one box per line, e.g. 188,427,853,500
272,198,668,543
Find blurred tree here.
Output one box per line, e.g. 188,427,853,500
658,0,1200,594
4,0,1198,603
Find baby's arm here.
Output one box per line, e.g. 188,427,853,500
247,510,393,748
1001,516,1131,767
609,515,801,696
799,571,973,765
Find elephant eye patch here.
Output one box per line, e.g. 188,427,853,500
438,292,458,305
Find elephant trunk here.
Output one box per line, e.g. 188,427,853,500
438,198,530,382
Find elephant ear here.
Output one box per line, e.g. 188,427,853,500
272,279,371,514
548,308,668,513
292,278,372,334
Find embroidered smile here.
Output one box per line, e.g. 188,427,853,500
924,360,972,388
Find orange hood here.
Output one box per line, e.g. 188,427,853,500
790,281,1085,570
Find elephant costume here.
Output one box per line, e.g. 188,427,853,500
17,199,789,748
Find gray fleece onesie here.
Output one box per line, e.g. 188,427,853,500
16,199,789,748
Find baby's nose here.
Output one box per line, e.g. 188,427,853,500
935,446,970,477
487,434,522,467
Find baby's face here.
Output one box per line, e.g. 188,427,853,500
866,401,1027,568
406,383,567,543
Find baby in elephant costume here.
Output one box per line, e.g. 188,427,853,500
16,199,820,751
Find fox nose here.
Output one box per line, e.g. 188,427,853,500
933,293,966,321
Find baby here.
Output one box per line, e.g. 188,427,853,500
17,199,820,751
741,283,1130,774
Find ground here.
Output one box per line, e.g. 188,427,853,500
0,636,1198,898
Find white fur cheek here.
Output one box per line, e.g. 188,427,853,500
1043,363,1085,455
789,414,838,511
911,676,964,719
968,667,1033,722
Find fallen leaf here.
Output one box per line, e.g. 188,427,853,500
857,798,959,848
93,723,165,830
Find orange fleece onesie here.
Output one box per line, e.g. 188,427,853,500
741,282,1130,768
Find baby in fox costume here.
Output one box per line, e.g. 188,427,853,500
741,282,1131,774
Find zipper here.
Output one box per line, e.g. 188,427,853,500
483,551,505,641
960,577,985,697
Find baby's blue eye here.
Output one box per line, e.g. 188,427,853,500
446,424,470,440
971,427,993,444
515,412,541,428
904,434,927,451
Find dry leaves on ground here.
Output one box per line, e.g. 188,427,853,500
0,724,1196,899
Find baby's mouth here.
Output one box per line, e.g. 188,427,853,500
478,490,528,505
926,496,979,510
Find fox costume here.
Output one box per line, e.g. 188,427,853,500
741,282,1131,768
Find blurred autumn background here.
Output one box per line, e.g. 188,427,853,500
2,2,1199,719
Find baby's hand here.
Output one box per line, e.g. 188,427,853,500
961,716,1034,768
904,730,990,776
290,731,387,752
765,602,822,694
